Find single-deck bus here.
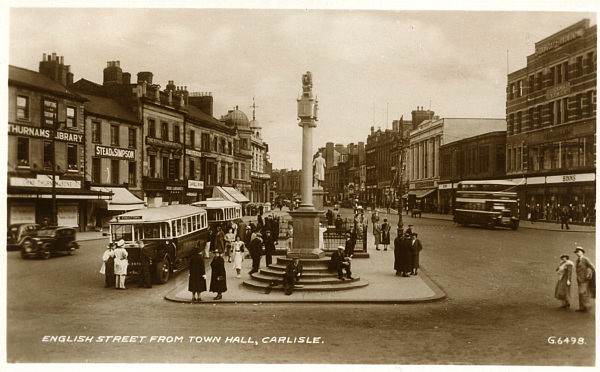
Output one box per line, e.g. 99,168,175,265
109,205,208,283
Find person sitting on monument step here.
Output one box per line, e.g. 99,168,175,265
283,259,303,295
329,246,353,280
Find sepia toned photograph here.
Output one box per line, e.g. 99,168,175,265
2,1,598,371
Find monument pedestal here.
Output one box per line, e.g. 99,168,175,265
312,188,327,212
287,208,324,259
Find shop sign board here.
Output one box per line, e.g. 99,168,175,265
95,145,135,160
10,175,81,189
187,180,204,190
9,205,36,224
546,173,595,184
8,124,83,143
57,205,79,227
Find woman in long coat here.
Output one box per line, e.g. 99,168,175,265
189,248,207,302
555,254,574,309
395,233,413,277
381,219,391,251
210,251,227,300
231,236,245,278
100,243,115,288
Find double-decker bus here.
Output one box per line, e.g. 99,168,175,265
454,180,520,230
109,205,208,283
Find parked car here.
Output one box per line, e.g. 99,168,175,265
20,226,79,259
7,223,40,251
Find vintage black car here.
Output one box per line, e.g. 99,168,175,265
20,226,79,259
7,223,40,251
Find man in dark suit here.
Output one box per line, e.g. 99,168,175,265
248,232,264,275
263,230,276,266
328,246,353,280
410,232,423,275
345,230,356,258
283,259,303,295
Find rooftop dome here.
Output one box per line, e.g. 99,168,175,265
221,106,250,128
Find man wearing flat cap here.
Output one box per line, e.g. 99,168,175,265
328,245,353,280
574,246,595,312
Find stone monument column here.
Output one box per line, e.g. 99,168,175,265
288,71,324,259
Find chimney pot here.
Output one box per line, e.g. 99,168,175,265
43,53,46,60
52,52,56,61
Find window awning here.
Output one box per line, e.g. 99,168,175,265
213,186,249,203
91,187,146,211
408,189,437,199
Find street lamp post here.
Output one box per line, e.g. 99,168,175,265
51,120,66,226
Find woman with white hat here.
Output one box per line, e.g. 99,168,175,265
113,239,129,289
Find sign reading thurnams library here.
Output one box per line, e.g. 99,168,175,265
95,145,135,160
8,123,83,143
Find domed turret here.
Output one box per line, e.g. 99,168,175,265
221,105,250,128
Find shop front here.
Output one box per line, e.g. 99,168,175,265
438,182,454,214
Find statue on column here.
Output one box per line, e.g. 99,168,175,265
312,152,326,188
302,72,313,98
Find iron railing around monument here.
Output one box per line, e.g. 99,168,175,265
322,218,368,254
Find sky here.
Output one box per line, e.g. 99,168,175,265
7,2,597,170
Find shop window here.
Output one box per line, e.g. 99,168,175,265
128,128,136,148
92,121,101,143
148,119,156,138
528,146,540,172
174,125,180,143
161,122,169,141
128,162,136,186
17,95,29,121
67,144,78,171
561,138,584,169
66,106,76,128
110,125,119,146
17,137,29,167
111,159,120,184
92,158,101,184
43,140,52,169
42,99,57,127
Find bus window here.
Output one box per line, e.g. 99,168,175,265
112,224,133,242
161,222,170,239
143,223,163,239
202,214,207,228
175,219,182,237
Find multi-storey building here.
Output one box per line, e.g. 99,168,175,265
274,169,302,201
221,107,253,203
366,126,397,207
408,117,506,212
249,102,270,203
7,54,109,229
438,131,507,214
506,19,596,223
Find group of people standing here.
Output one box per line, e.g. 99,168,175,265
100,239,131,289
393,226,423,277
554,246,596,312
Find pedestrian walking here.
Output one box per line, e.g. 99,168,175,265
395,232,413,277
287,221,294,251
100,243,115,288
231,236,245,278
371,210,379,226
554,254,573,309
113,239,128,289
138,240,153,288
188,248,207,302
373,221,382,251
574,247,595,312
224,227,235,263
263,229,276,266
283,259,303,295
210,251,227,300
560,206,571,230
335,214,344,234
243,225,252,250
248,232,264,274
326,209,334,226
410,233,423,275
214,226,225,254
393,229,402,275
381,218,391,251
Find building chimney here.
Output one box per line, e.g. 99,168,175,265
39,52,69,86
137,71,153,84
103,61,123,86
122,72,131,85
188,92,213,116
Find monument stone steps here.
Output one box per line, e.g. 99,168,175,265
250,271,361,285
260,266,339,278
242,277,369,292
